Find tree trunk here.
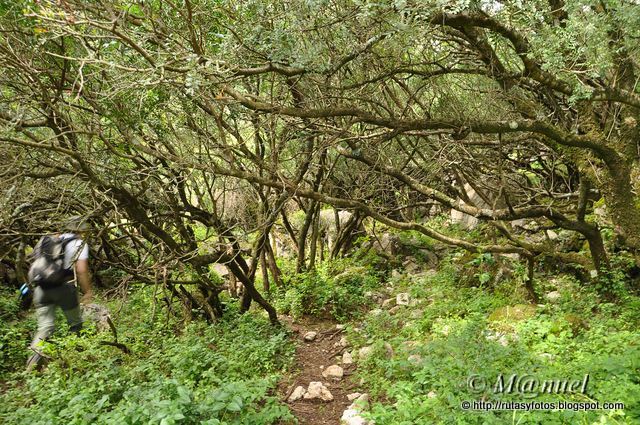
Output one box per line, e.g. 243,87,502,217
296,200,317,272
227,261,279,325
602,161,640,251
15,238,27,283
260,250,270,293
308,203,321,270
524,257,538,303
265,238,283,287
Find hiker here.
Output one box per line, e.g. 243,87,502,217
26,217,93,370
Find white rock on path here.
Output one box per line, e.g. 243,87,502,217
353,393,369,405
303,331,318,341
341,408,370,425
347,392,362,401
304,382,333,401
288,386,306,402
339,336,349,347
341,393,373,425
342,351,353,365
322,364,344,380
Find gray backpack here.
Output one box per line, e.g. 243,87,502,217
28,235,78,289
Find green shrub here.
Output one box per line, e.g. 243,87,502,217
0,288,296,425
273,258,381,321
349,258,639,424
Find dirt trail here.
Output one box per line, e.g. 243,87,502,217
279,317,358,425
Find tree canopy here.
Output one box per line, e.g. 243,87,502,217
1,0,639,318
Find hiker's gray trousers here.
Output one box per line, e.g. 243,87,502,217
30,283,83,349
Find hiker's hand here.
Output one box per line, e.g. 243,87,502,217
80,291,93,304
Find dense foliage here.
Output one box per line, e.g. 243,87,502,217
351,256,640,424
0,290,295,424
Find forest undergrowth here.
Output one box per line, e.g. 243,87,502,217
1,228,639,424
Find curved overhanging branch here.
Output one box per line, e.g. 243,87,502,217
337,147,564,222
207,163,530,257
221,85,623,167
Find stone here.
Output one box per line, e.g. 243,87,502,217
341,408,369,425
389,305,402,315
539,353,555,361
333,266,369,285
485,330,505,342
391,269,402,280
303,331,318,341
427,391,437,399
370,308,384,317
407,354,422,364
358,346,374,360
80,303,112,333
382,298,396,309
543,291,561,303
396,293,410,306
383,342,394,358
364,291,383,303
304,382,333,401
288,386,306,402
355,393,369,404
336,324,346,330
347,392,362,401
342,351,353,365
322,364,344,380
410,309,424,319
356,393,369,403
339,336,349,347
403,259,419,273
376,232,402,256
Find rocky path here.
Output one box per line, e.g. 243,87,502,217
278,317,368,425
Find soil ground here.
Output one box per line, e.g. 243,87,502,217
278,316,360,425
